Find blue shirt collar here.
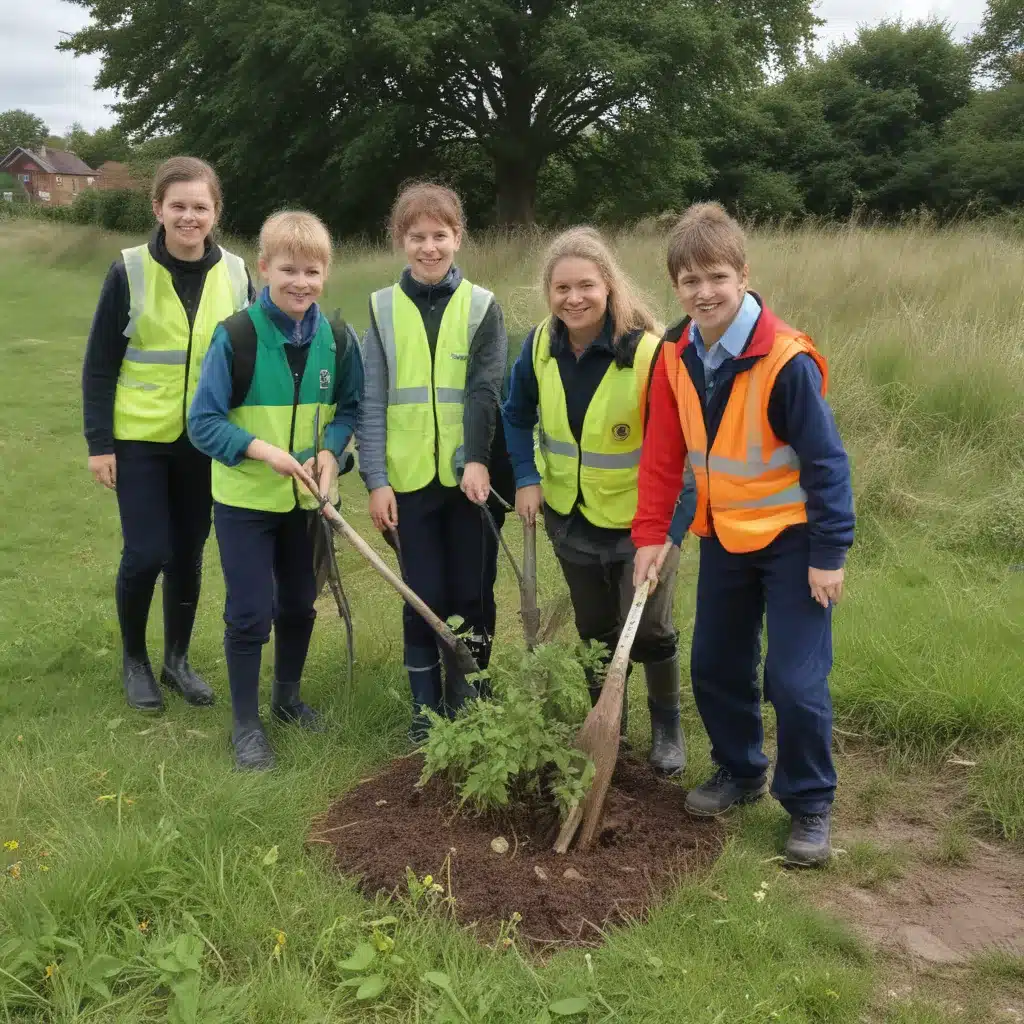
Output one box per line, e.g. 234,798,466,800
690,291,762,361
259,286,321,346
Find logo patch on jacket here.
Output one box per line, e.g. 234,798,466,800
320,369,332,389
450,352,468,361
612,423,631,441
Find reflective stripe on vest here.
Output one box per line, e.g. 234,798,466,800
371,279,493,492
665,327,827,553
532,319,659,530
114,244,249,442
211,306,338,513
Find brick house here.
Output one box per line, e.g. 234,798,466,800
96,160,142,191
0,146,97,206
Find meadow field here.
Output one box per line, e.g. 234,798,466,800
1,217,1022,1022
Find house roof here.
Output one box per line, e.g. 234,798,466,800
0,146,95,175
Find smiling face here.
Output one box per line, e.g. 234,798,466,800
673,261,749,344
259,250,325,320
548,257,610,341
403,215,461,285
152,180,217,260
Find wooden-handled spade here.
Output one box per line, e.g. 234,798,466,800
554,540,674,854
298,471,480,679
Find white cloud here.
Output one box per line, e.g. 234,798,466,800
0,0,117,135
0,0,991,137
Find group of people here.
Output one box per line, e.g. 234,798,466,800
82,156,854,867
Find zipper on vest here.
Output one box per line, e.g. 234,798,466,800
181,318,196,435
287,364,302,507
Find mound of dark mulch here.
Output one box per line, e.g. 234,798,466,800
311,754,725,947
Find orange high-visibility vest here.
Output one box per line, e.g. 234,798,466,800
663,324,828,554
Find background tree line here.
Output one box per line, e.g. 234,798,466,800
4,0,1022,236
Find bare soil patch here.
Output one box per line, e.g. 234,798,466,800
311,753,725,947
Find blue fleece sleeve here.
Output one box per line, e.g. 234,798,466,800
767,354,855,570
500,332,542,488
321,324,364,459
187,325,255,467
666,465,697,545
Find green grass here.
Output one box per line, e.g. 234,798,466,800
1,219,1023,1020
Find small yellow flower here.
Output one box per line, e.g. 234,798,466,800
3,840,18,851
8,862,22,880
422,875,433,886
138,919,149,933
39,864,50,873
276,931,286,946
44,963,57,979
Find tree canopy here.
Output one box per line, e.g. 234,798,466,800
63,0,818,232
0,110,49,159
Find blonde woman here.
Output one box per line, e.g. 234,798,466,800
502,227,691,775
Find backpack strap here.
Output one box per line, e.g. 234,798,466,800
327,308,349,399
224,310,258,409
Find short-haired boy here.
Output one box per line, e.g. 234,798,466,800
633,203,854,866
189,211,363,770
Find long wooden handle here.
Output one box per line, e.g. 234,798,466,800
319,503,473,662
520,520,540,650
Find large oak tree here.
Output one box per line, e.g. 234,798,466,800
64,0,817,231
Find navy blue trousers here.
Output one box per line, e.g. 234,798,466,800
394,481,500,710
213,502,317,726
114,437,212,660
691,527,836,816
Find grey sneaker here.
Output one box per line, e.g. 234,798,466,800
784,811,832,867
684,766,768,817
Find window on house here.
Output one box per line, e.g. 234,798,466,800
72,178,78,193
55,176,63,185
20,174,30,183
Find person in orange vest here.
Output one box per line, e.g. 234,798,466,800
633,203,854,867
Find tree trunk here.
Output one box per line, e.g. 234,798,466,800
494,152,540,225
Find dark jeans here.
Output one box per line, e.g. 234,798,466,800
214,502,317,725
557,546,680,668
394,480,499,675
113,436,212,660
690,527,836,816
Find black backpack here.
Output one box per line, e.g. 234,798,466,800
222,308,352,408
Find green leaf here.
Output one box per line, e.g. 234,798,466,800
86,953,124,979
85,978,112,1000
389,954,406,965
338,942,376,972
261,845,279,866
423,970,453,993
356,974,388,1000
169,972,201,1024
549,996,590,1016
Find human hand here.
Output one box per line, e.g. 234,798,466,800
809,566,844,608
460,462,491,505
88,453,117,490
515,484,543,526
369,486,398,531
633,541,674,592
315,450,339,498
249,440,316,494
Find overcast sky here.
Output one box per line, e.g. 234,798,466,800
0,0,988,138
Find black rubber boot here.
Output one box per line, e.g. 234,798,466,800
123,654,164,712
406,656,442,745
644,654,686,777
232,721,275,771
270,679,324,732
161,599,215,706
784,810,833,867
441,646,481,719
